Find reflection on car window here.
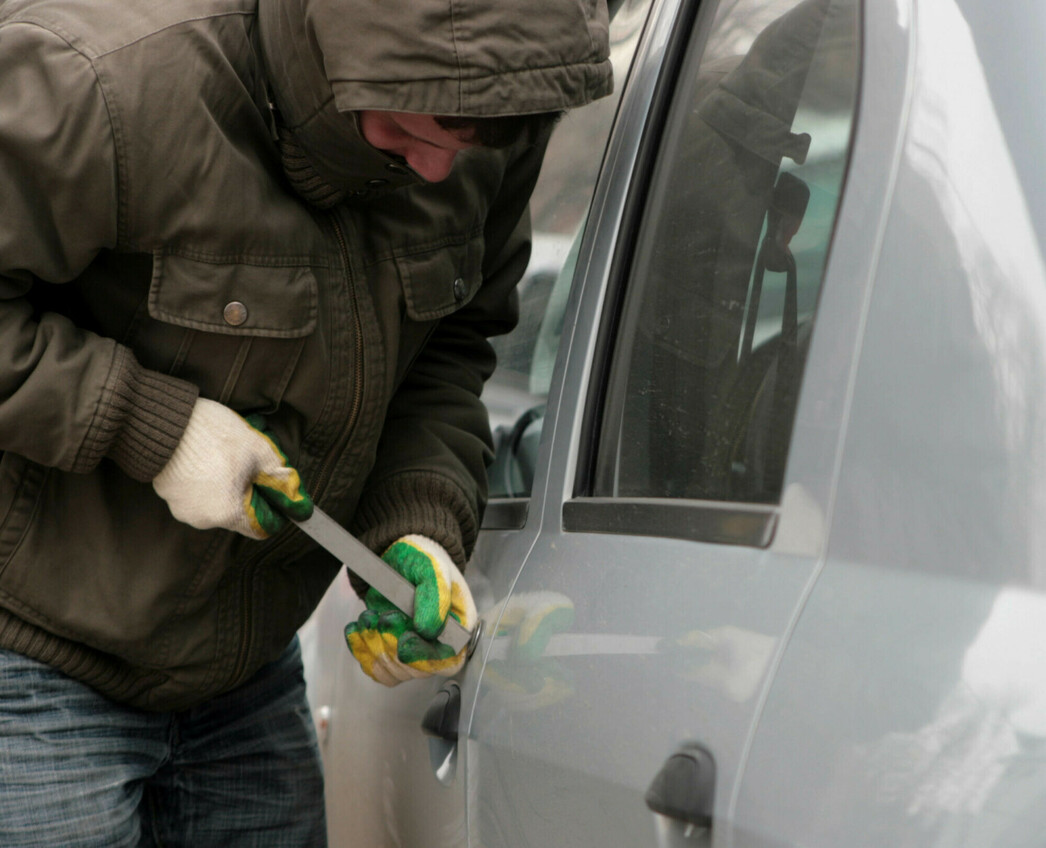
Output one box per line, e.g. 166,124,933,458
483,0,652,499
595,0,859,504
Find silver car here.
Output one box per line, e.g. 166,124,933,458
302,0,1046,844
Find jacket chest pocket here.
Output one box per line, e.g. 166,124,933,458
394,234,484,322
141,253,320,411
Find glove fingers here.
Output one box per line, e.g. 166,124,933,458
368,657,405,687
398,631,463,678
247,415,314,522
349,611,410,663
345,627,403,686
381,539,449,639
344,622,379,678
373,651,426,686
375,610,411,638
345,614,421,687
345,620,392,683
255,477,313,521
359,621,394,661
247,488,285,538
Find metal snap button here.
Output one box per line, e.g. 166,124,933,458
452,277,469,302
223,301,248,326
366,178,389,189
385,162,411,176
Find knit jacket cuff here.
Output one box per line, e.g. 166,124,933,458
75,345,200,481
348,471,480,599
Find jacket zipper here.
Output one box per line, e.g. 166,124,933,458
311,215,366,494
227,213,365,689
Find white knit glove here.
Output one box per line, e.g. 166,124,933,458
152,398,313,539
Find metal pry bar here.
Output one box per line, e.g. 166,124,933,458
295,507,475,655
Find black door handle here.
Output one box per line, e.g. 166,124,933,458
645,742,715,828
421,682,460,742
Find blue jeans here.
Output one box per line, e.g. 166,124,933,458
0,637,327,847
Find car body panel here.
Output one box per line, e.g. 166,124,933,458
736,0,1046,845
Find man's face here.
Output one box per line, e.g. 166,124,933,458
358,111,477,183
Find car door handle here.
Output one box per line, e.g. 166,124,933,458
645,742,715,836
422,683,461,785
421,682,460,742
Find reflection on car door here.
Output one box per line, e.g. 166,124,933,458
466,0,860,845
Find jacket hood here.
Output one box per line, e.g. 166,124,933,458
258,0,613,197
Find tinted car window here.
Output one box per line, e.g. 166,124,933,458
483,0,652,499
595,0,859,504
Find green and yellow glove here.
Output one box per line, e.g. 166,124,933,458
345,534,477,687
152,398,313,539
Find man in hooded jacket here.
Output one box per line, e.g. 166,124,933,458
0,0,612,842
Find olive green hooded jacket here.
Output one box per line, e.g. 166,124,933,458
0,0,611,709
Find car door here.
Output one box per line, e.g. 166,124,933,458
463,0,862,845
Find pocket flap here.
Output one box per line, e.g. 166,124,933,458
149,253,318,338
395,235,484,322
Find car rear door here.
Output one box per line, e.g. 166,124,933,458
734,1,1046,845
464,0,863,845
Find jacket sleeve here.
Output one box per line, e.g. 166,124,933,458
350,137,547,571
0,23,197,480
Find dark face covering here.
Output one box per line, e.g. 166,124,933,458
272,106,421,209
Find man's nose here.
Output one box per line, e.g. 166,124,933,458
406,147,458,183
